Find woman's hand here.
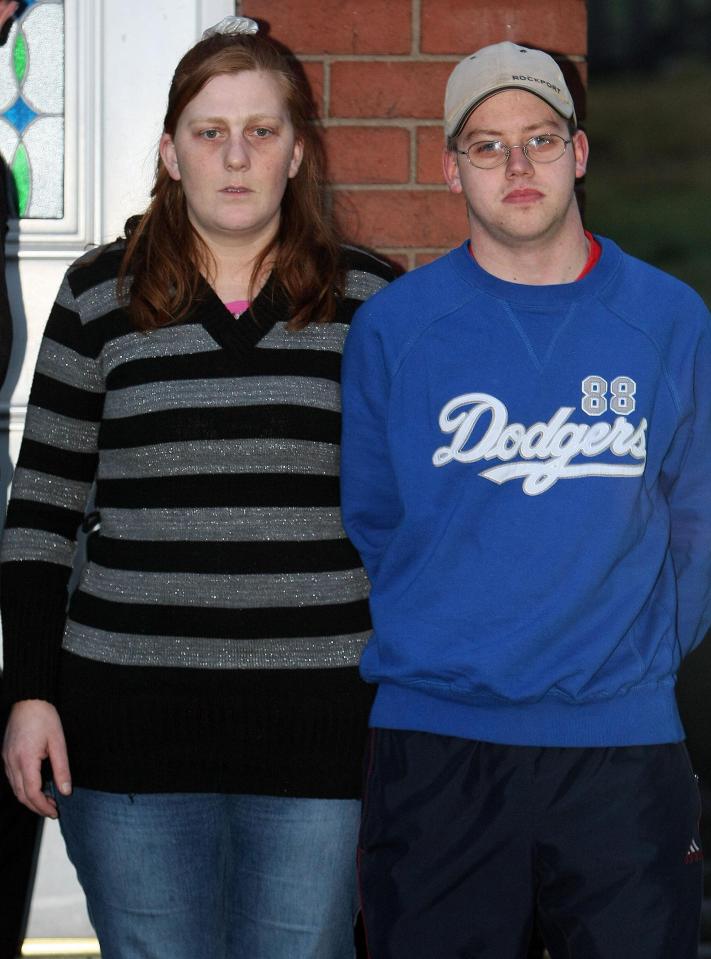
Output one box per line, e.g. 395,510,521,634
2,699,72,817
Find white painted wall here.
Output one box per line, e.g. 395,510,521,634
101,0,235,242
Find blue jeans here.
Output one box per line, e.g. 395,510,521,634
56,789,360,959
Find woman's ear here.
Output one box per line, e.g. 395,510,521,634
159,133,181,181
288,137,304,179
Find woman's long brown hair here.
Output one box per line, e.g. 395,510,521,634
119,32,343,330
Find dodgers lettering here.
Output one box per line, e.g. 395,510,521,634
432,392,647,495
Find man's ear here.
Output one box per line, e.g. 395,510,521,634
442,146,463,195
572,129,589,180
159,133,181,181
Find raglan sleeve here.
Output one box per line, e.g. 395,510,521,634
1,269,105,705
340,300,401,584
661,307,711,657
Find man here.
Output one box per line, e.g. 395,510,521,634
341,41,710,959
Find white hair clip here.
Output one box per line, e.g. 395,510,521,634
202,16,259,40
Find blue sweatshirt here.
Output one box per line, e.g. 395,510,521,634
341,238,711,747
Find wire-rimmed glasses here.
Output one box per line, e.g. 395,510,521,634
456,134,571,169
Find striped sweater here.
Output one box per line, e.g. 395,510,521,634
1,241,392,796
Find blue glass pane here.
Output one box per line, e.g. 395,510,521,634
3,95,37,134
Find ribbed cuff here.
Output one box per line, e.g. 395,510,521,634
1,561,70,705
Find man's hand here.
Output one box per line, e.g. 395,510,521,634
2,699,72,818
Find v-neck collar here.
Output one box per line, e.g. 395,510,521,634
190,271,290,358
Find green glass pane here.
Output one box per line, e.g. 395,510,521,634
11,142,31,217
13,32,28,86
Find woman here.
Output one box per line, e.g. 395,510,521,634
1,17,392,959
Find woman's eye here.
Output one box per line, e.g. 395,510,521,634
252,127,273,138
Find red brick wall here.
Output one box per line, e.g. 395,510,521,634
239,1,587,270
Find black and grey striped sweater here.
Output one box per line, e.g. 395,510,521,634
1,241,392,796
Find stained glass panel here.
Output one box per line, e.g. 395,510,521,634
0,0,64,219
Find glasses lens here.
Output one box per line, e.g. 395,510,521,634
526,134,567,163
467,141,508,168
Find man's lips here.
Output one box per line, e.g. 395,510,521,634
503,188,544,204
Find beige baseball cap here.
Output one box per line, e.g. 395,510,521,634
444,41,576,138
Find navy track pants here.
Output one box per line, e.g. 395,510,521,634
358,729,703,959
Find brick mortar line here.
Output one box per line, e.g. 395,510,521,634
299,54,461,63
295,54,587,64
320,118,444,128
412,0,421,55
331,183,450,191
322,59,331,119
410,125,417,183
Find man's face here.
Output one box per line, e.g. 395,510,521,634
443,89,588,249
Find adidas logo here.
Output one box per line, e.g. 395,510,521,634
684,838,703,864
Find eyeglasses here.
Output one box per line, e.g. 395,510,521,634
456,134,571,169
